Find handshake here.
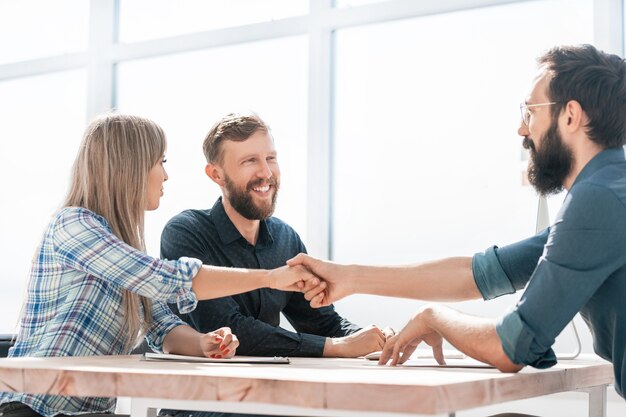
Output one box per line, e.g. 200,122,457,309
267,253,351,309
268,253,450,365
268,253,403,360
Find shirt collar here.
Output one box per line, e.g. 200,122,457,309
211,197,274,247
572,147,626,187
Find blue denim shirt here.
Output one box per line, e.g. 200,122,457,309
472,148,626,397
160,198,361,357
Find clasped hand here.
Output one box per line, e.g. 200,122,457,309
269,254,339,302
285,253,348,307
267,263,326,292
201,327,239,359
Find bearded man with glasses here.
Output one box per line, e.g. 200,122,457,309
293,44,626,404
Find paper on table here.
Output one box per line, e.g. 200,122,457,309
142,352,290,364
363,350,494,368
364,349,465,361
402,357,495,369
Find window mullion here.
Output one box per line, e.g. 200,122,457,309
86,0,117,121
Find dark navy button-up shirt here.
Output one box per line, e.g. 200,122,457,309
472,148,626,397
161,198,361,357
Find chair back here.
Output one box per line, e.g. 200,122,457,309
0,334,16,358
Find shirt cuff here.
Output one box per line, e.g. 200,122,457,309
296,333,327,357
472,246,516,300
145,302,187,353
162,257,201,314
496,310,557,369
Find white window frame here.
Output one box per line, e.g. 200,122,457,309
0,0,623,258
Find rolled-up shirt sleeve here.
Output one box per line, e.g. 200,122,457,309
496,184,626,368
497,309,557,368
52,208,201,313
472,246,516,299
156,257,201,314
472,228,549,300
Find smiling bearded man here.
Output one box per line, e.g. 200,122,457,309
158,112,392,417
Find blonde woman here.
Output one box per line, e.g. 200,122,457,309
0,114,314,417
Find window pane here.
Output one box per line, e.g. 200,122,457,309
0,70,87,333
0,0,89,64
116,36,308,257
118,0,308,43
332,0,593,332
334,0,389,7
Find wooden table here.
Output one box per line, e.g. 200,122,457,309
0,354,614,417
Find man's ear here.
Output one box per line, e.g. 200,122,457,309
562,100,585,132
205,164,225,186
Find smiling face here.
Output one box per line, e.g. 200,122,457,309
518,70,573,196
146,155,168,210
216,130,280,220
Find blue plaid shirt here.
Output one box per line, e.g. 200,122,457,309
0,207,202,416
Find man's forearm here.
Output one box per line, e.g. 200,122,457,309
422,305,522,372
349,257,482,302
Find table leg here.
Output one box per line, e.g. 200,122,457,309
130,398,157,417
583,385,607,417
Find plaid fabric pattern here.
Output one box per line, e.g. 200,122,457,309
0,207,201,417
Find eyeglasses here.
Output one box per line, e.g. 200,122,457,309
519,102,557,126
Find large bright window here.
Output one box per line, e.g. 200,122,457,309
331,0,594,330
118,0,308,43
0,0,88,64
0,70,86,333
0,0,620,364
116,36,309,257
334,0,389,7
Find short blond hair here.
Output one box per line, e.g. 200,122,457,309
202,113,269,164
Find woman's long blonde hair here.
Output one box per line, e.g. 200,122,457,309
64,113,166,351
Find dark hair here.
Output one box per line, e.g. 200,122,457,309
202,113,269,164
538,44,626,148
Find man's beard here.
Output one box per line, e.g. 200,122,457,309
224,175,279,220
523,121,573,196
